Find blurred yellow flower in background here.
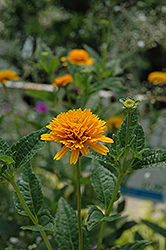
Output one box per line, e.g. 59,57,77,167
52,74,73,87
147,71,166,84
107,116,124,129
0,69,20,84
60,49,95,66
41,108,113,165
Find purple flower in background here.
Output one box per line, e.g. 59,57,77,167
35,101,48,114
92,244,97,250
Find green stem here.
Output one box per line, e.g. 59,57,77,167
96,173,124,250
10,178,53,250
75,159,83,250
101,0,115,70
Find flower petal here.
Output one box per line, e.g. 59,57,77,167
41,134,53,141
70,150,80,165
80,144,90,156
99,136,114,143
54,145,69,160
88,142,109,155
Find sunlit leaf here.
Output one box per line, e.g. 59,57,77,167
110,240,151,250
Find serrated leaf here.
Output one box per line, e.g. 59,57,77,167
13,163,43,216
74,73,87,91
87,205,121,231
110,240,151,250
91,160,118,208
109,134,123,161
21,209,55,231
55,197,79,250
118,109,138,147
0,137,12,157
0,155,15,165
132,149,166,170
131,123,145,152
141,219,166,238
11,127,47,171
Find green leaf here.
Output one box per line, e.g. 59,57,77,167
48,55,60,75
132,149,166,170
13,163,43,216
26,90,54,101
55,197,79,250
0,137,12,157
118,109,138,147
21,209,55,231
87,205,121,231
74,73,87,91
67,61,80,76
110,240,151,250
109,134,123,161
0,155,15,165
35,38,54,62
130,123,145,152
89,77,124,93
91,160,118,208
11,127,47,171
141,219,166,238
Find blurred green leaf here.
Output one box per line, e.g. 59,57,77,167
74,73,87,91
87,205,121,231
83,43,101,62
48,55,60,75
11,127,48,171
26,90,54,101
89,77,124,93
141,219,166,238
13,162,43,216
110,240,151,250
91,160,118,208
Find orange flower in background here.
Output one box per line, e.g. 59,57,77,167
0,69,20,84
60,49,95,66
147,71,166,84
107,116,124,129
52,74,73,87
41,108,113,165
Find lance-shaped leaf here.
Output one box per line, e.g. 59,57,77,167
110,240,151,250
13,163,43,216
0,137,12,157
131,149,166,170
141,220,166,238
118,109,138,147
21,209,55,231
74,73,87,91
91,160,118,208
87,205,121,231
55,197,79,250
11,127,48,171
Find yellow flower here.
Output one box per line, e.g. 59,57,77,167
107,116,124,129
0,69,20,84
147,71,166,84
52,74,73,87
41,108,113,165
60,49,95,66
